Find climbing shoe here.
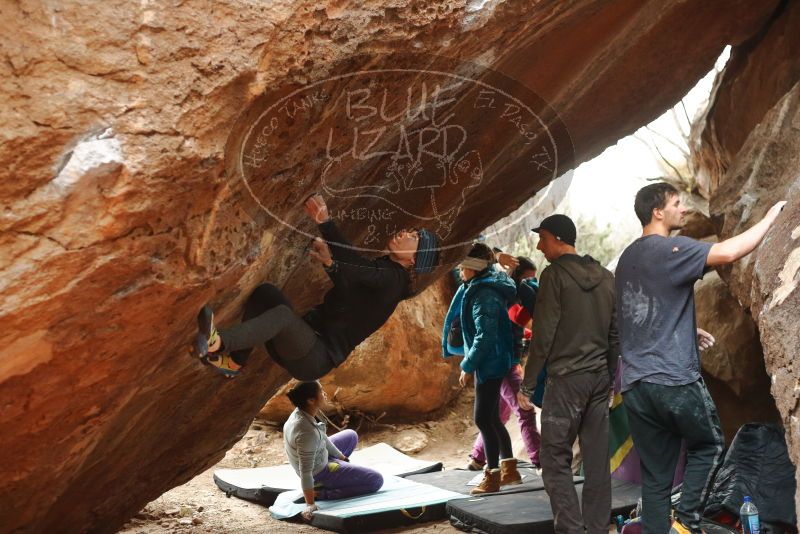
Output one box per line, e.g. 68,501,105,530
668,519,691,534
204,352,242,378
191,305,241,378
499,458,522,486
192,304,219,358
470,468,501,495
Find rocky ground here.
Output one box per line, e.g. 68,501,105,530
118,388,533,534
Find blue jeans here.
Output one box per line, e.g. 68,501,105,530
623,380,724,533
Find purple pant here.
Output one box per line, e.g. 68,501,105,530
313,430,384,500
471,365,542,466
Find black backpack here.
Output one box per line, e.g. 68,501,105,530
447,313,463,348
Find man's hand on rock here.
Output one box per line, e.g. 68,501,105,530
309,238,333,267
766,200,788,222
304,193,331,224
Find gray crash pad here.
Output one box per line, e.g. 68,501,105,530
213,442,443,506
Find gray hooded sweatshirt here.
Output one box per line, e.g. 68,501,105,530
522,254,619,391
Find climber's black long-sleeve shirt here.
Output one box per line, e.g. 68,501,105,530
303,220,411,366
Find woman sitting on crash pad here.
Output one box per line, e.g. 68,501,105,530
191,193,439,379
283,381,383,521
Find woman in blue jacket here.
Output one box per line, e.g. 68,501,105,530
446,243,521,494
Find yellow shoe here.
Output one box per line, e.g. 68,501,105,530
669,519,691,534
192,305,220,357
191,305,241,378
204,352,242,378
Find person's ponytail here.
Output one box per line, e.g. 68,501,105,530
286,381,322,410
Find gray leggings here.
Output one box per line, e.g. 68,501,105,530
219,284,335,381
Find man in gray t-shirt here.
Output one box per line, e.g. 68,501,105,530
616,234,711,392
616,183,786,534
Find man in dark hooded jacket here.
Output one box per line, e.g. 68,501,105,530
518,214,619,534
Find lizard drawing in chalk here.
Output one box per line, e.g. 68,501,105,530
320,123,483,238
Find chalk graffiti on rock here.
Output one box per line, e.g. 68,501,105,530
233,61,571,252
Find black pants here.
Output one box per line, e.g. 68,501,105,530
219,284,335,381
623,380,724,534
540,370,611,534
474,377,514,470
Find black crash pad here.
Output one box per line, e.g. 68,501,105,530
407,467,583,496
448,490,554,534
447,480,641,534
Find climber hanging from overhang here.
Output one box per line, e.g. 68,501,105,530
190,193,440,379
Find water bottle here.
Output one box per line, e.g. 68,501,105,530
740,496,760,534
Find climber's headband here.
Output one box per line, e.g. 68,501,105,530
459,257,491,271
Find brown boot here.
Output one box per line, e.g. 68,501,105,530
470,468,500,495
465,458,485,471
500,458,522,486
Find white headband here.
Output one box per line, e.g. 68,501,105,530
459,257,492,271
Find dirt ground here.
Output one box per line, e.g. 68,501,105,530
118,389,534,534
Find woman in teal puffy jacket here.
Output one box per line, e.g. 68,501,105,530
449,243,521,494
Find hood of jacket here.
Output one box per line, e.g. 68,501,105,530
551,254,605,291
465,269,517,303
441,283,466,358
